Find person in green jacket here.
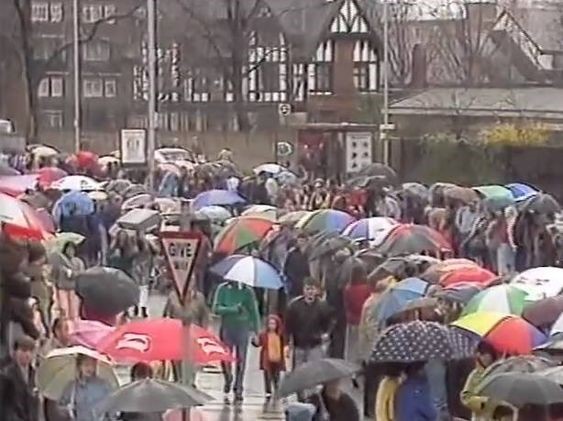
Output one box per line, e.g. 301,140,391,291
212,280,261,402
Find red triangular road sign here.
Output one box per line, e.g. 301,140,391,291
160,231,202,302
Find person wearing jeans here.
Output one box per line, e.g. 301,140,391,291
212,281,260,402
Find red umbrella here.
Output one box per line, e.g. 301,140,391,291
76,150,98,169
97,318,234,365
34,167,67,188
440,266,496,288
0,175,39,197
377,224,452,256
0,192,52,240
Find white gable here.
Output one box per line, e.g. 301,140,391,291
330,0,369,33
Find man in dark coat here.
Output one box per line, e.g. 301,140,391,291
283,233,310,300
0,335,39,421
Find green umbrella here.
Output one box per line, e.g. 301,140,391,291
474,185,515,211
463,285,529,316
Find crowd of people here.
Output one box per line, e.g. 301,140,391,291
0,146,563,421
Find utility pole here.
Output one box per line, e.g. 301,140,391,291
381,0,391,166
73,0,81,152
147,0,157,191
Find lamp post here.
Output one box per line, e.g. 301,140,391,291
146,0,157,191
72,0,81,152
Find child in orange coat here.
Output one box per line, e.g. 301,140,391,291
252,314,287,399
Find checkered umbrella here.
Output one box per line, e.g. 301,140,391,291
371,321,476,363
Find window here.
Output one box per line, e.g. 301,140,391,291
353,63,369,91
104,79,116,97
82,41,110,61
83,78,103,97
38,76,64,97
104,4,116,23
50,3,63,22
41,110,63,129
32,2,49,22
315,63,332,92
82,4,103,23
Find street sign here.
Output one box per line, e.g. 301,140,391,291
161,231,202,302
120,128,147,165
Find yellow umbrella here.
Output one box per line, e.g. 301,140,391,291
451,312,510,337
36,346,119,400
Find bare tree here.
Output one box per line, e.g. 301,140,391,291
2,0,142,139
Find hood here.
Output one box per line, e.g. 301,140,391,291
266,314,284,335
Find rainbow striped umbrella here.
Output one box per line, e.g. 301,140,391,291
463,285,529,316
214,216,275,254
295,209,355,234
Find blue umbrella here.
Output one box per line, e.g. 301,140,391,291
506,183,539,202
193,189,246,210
52,191,95,225
210,254,283,289
374,277,430,324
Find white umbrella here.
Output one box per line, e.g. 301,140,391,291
511,267,563,301
51,175,101,191
36,346,119,400
31,145,59,158
98,155,120,168
253,163,286,175
242,205,278,220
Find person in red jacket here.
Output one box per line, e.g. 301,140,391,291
343,265,371,365
252,314,287,399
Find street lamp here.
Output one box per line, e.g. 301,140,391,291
72,0,81,152
147,0,157,191
381,0,391,166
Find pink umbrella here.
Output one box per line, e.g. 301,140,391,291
0,175,39,197
69,319,114,349
34,167,67,189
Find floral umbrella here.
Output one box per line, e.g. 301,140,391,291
214,216,275,254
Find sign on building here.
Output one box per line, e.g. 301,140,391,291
120,129,147,165
345,132,372,173
161,231,202,302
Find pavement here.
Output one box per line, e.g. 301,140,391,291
116,291,286,420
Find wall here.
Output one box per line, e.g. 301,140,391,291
39,128,297,171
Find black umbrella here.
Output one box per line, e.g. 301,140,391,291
308,236,353,261
357,162,398,184
476,372,563,407
482,356,557,379
354,249,385,274
401,182,429,201
433,284,483,304
75,267,139,315
520,193,560,214
279,358,360,397
97,379,212,414
523,296,563,328
371,321,476,363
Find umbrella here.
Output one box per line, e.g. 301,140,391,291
241,205,278,221
519,193,560,214
443,186,479,203
421,259,479,283
374,277,431,324
550,313,563,337
36,346,118,400
278,210,310,226
51,175,100,191
123,184,148,200
439,266,496,288
452,312,547,355
434,283,484,304
69,319,115,348
308,236,352,261
539,366,563,386
46,232,85,253
31,145,59,158
196,205,232,222
52,191,95,223
0,164,20,176
75,267,139,315
0,192,51,240
276,170,298,185
296,209,356,234
357,162,398,183
483,355,557,379
463,285,529,316
98,155,120,168
34,167,67,188
376,224,452,256
106,179,132,195
523,296,563,328
0,175,39,196
510,267,563,300
253,163,286,175
371,321,476,363
97,318,233,364
475,372,563,407
76,150,98,169
474,185,515,211
214,216,274,254
505,183,539,202
158,162,182,177
279,358,360,397
88,190,108,201
97,379,212,414
210,254,283,289
121,193,154,212
193,189,246,210
354,249,386,274
341,217,397,244
401,182,428,200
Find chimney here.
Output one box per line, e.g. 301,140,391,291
410,44,427,88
